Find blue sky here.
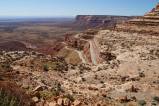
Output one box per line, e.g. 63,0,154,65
0,0,158,17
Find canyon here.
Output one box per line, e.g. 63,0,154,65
0,3,159,106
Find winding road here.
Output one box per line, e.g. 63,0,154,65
76,38,100,65
65,37,101,65
75,50,86,63
89,40,98,65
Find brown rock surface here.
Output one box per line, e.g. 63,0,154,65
117,3,159,34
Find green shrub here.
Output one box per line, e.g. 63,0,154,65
39,83,64,99
0,62,12,72
39,90,53,100
51,89,60,96
43,64,49,71
138,100,146,106
0,81,34,106
0,89,20,106
64,94,74,102
51,83,63,96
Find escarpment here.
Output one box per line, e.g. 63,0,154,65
75,15,135,28
117,3,159,34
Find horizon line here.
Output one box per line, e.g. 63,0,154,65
0,14,142,19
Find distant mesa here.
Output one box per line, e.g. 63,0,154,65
75,3,159,28
75,15,135,28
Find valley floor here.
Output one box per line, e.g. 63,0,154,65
0,29,159,106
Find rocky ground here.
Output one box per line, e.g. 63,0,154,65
0,29,159,106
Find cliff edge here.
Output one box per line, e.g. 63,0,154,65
75,15,136,28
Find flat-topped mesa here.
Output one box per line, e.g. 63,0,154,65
75,15,135,28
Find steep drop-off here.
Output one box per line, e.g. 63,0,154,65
75,15,135,28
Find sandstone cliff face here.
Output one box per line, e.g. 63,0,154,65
144,3,159,17
128,3,159,25
75,15,135,28
117,3,159,34
65,34,92,63
83,42,92,63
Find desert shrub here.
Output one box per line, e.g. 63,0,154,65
2,63,10,69
0,62,13,72
151,96,159,105
43,64,49,72
39,90,53,100
64,94,74,102
153,96,159,102
51,89,60,97
100,52,116,62
0,89,19,106
85,29,98,35
150,49,159,58
0,81,34,106
80,34,94,39
138,100,146,106
51,83,63,97
79,63,91,71
39,83,64,100
44,57,68,72
139,72,145,78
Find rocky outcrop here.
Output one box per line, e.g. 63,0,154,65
75,15,135,28
117,3,159,34
65,34,88,51
128,3,159,25
65,34,92,63
37,42,65,55
143,3,159,18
